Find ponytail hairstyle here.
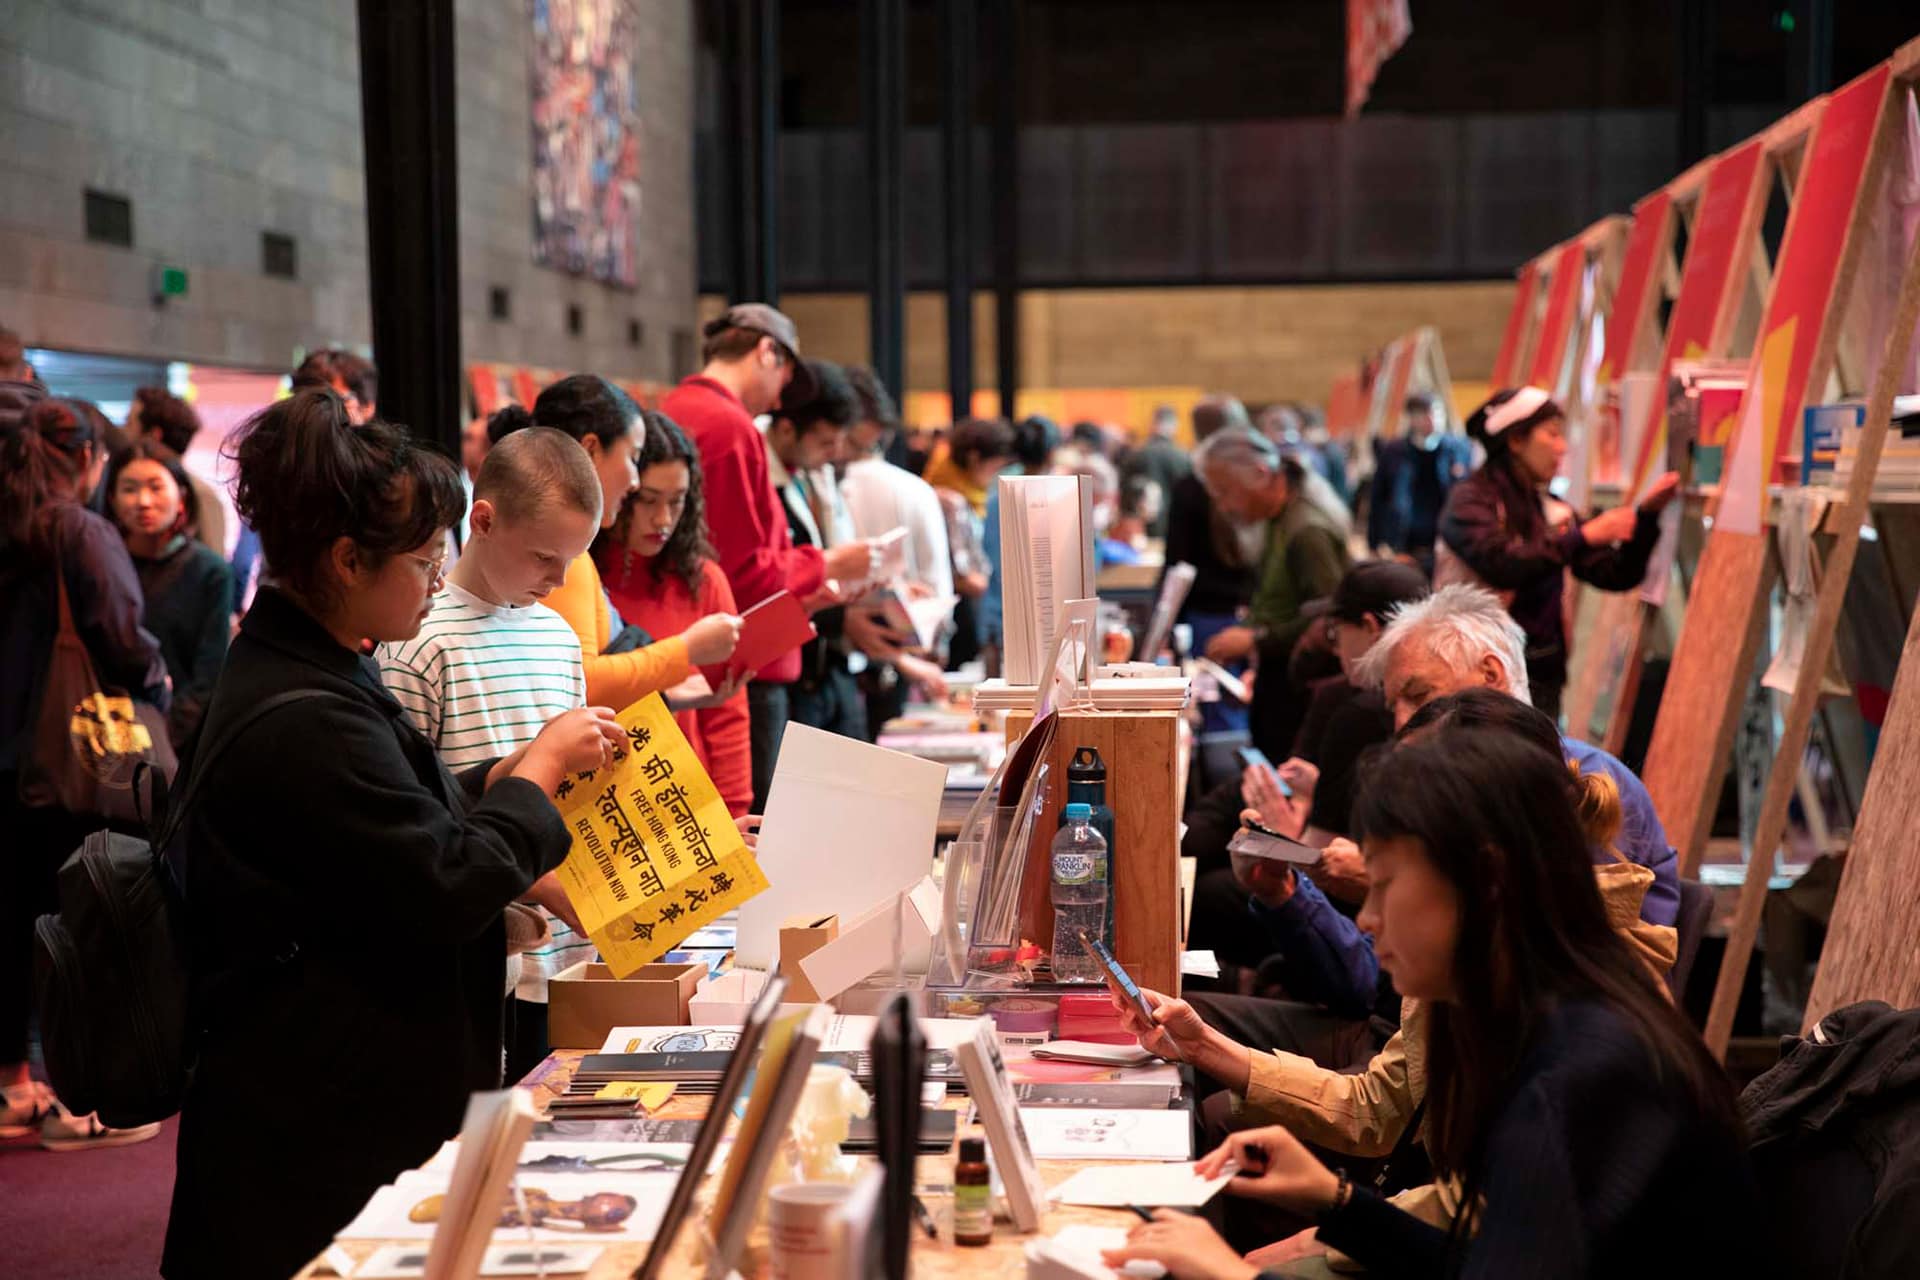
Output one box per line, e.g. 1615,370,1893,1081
1351,722,1739,1203
0,423,61,563
228,388,464,610
491,375,641,455
1397,688,1623,856
599,409,713,595
27,397,104,497
105,438,199,540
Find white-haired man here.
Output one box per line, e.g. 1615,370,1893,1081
1351,583,1679,926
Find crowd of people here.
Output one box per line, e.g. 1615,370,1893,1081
0,301,1735,1277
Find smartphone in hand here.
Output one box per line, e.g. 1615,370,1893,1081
1236,745,1293,798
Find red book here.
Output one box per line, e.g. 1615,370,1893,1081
702,590,816,687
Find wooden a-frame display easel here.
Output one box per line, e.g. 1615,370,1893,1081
1624,52,1915,1056
1560,135,1779,748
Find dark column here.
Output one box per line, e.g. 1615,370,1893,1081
722,0,781,303
1785,0,1834,101
986,0,1019,421
355,0,461,455
941,0,975,420
1675,0,1716,167
862,0,906,399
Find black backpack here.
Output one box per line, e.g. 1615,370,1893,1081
31,689,324,1128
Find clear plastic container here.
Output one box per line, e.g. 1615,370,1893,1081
1050,803,1109,983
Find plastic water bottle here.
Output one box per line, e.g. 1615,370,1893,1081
1051,802,1109,983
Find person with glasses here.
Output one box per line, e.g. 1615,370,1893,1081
164,390,625,1280
594,410,754,817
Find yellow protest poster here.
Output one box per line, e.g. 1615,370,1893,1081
552,694,768,977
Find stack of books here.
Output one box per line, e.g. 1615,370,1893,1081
1823,396,1920,500
972,666,1191,714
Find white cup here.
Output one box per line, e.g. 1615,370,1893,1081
768,1182,852,1280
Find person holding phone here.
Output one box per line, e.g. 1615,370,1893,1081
1101,722,1754,1280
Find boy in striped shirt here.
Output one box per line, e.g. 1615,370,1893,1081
378,426,604,1077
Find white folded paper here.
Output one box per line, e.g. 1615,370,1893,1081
797,875,943,1001
1016,1107,1192,1161
738,724,947,969
1049,1163,1232,1208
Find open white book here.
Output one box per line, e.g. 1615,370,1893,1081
999,474,1096,686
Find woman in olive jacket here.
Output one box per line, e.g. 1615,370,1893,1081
1436,387,1679,719
162,392,623,1280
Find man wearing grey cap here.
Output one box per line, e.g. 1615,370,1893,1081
663,304,877,806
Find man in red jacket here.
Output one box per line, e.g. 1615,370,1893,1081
664,303,876,806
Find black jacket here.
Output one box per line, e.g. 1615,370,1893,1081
1162,472,1255,620
1437,462,1659,693
1742,1000,1920,1279
1119,436,1192,539
1312,999,1765,1279
162,588,570,1280
132,535,233,749
0,503,168,774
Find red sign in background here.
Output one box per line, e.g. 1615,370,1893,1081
1597,189,1673,391
1740,61,1893,490
1623,136,1768,490
1489,259,1539,388
1528,241,1589,390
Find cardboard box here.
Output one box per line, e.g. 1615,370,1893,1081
778,913,840,1001
546,961,704,1049
687,967,816,1023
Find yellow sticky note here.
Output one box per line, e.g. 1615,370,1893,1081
552,694,770,976
595,1081,646,1101
593,1082,677,1109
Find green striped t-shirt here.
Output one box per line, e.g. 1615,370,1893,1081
377,581,586,770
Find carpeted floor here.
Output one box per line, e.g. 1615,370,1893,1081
0,1117,177,1279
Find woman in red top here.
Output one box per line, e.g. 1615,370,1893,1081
595,411,754,817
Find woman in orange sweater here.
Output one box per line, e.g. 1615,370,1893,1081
489,377,740,710
594,411,754,817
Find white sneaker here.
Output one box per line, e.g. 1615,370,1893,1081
1,1080,55,1137
38,1101,161,1152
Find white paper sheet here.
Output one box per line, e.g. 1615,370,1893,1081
1049,1163,1232,1208
419,1142,694,1177
1179,951,1220,979
1030,1227,1168,1279
737,723,947,969
352,1242,605,1278
598,1014,988,1056
337,1170,676,1243
1015,1108,1192,1162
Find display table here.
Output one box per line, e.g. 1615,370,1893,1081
296,1049,1188,1279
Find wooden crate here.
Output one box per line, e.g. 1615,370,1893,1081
1004,708,1184,997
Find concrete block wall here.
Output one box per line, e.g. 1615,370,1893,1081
0,0,697,385
766,279,1514,411
456,0,697,383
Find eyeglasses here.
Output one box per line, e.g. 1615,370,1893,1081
404,551,449,590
